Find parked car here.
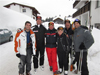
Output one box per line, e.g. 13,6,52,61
0,29,13,44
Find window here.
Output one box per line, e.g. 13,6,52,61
22,9,26,12
4,29,9,33
96,0,100,8
0,30,4,34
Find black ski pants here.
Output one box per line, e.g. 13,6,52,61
73,52,89,75
33,46,45,68
57,51,69,71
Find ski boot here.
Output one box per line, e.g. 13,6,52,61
26,72,31,75
50,66,52,71
59,68,63,74
70,64,75,71
40,65,44,71
64,71,68,75
19,74,24,75
53,70,60,75
34,68,37,74
74,70,78,74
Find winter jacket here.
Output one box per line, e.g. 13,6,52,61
33,24,47,47
45,28,57,48
57,33,69,52
73,26,94,52
64,27,74,46
14,29,36,55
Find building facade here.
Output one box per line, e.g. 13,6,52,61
72,0,100,29
4,2,40,19
53,18,64,24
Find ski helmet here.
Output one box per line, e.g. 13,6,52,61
74,19,81,24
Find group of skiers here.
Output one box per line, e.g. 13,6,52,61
14,16,94,75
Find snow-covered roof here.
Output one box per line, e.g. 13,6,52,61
4,2,40,14
53,16,64,21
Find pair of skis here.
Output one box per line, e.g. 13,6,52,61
70,50,83,75
70,36,74,71
70,37,84,75
77,50,83,74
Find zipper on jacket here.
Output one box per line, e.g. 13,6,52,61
60,37,66,51
25,31,27,51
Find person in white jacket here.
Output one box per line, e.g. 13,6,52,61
14,21,36,75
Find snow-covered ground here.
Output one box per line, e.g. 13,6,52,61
0,22,100,75
0,2,100,75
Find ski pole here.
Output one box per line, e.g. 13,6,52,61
70,36,74,72
78,50,83,74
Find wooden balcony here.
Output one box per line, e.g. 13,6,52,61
73,2,90,18
73,0,80,8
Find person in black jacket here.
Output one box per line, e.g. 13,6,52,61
64,20,75,72
45,22,60,75
64,19,74,54
57,26,69,75
32,16,47,73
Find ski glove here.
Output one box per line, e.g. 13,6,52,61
79,42,86,50
16,53,21,58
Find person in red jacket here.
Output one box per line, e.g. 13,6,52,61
45,22,60,75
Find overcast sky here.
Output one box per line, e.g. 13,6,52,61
0,0,76,19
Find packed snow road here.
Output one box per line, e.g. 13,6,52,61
0,41,80,75
0,28,100,75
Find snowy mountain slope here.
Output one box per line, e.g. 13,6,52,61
0,24,100,75
0,7,36,34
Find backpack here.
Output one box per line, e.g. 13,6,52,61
80,25,88,30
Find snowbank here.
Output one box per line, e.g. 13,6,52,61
88,28,100,75
0,22,100,75
0,7,36,34
88,28,100,56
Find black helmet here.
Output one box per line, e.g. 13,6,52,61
74,19,81,24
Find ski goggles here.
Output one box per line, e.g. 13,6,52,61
49,22,54,26
57,27,64,30
36,16,42,20
74,19,80,22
